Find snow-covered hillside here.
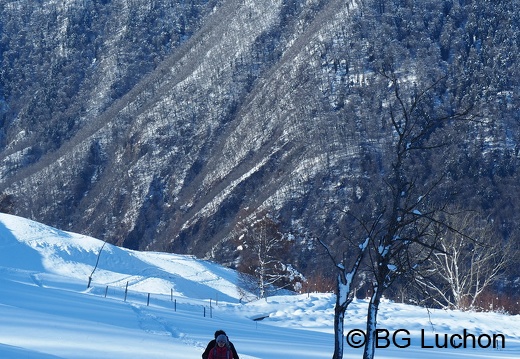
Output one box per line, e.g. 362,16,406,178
0,213,519,358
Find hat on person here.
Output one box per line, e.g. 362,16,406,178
216,334,228,344
214,330,226,339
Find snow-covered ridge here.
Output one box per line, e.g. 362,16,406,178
0,213,519,358
0,213,241,301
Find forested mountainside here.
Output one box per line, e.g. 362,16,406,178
1,0,519,286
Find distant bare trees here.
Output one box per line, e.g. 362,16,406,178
418,210,516,311
235,212,302,299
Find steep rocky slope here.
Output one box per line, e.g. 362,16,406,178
1,0,519,278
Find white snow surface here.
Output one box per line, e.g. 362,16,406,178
0,213,519,358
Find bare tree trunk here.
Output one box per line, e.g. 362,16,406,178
326,237,368,359
363,286,382,359
333,275,347,359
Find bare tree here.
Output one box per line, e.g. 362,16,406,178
236,212,299,299
355,62,485,358
419,210,515,310
319,234,369,359
318,18,488,356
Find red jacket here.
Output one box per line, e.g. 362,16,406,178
208,346,233,359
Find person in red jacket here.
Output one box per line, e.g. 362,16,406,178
208,334,234,359
202,330,239,359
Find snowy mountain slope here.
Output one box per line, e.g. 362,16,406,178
0,213,519,359
2,0,519,280
0,213,243,301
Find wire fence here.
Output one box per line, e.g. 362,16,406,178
88,281,220,318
